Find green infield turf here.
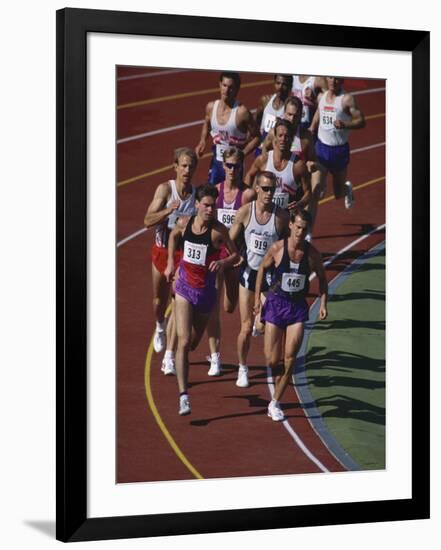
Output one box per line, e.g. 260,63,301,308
305,246,385,470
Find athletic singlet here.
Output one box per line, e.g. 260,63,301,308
317,91,351,146
216,181,243,229
292,75,317,126
244,202,279,271
154,180,197,248
265,151,298,210
210,100,247,162
178,216,220,288
290,127,305,159
260,94,285,136
270,239,311,301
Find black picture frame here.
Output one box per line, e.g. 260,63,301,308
56,7,430,543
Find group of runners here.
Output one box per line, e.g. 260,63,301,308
143,71,366,420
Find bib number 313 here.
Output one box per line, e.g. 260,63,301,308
183,241,208,266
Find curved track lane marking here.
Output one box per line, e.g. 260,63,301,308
118,79,273,110
294,238,386,470
144,304,204,480
117,175,385,247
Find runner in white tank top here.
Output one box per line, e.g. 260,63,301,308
291,75,320,128
143,148,199,375
309,76,366,210
254,74,292,156
195,71,260,184
229,171,290,388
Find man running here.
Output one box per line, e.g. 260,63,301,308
291,75,327,129
206,146,254,377
195,71,260,184
143,148,198,375
254,208,328,421
254,74,293,157
165,185,239,415
309,76,366,209
229,171,289,388
245,118,311,213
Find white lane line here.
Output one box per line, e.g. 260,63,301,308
352,142,385,155
117,86,385,144
265,223,385,471
117,69,189,81
266,370,330,472
352,87,385,96
118,119,204,144
117,227,147,248
309,223,386,283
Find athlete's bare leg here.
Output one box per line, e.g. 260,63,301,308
207,273,222,355
166,298,177,351
191,310,211,351
308,164,326,229
237,284,255,365
152,263,171,324
223,267,240,313
263,321,284,376
174,294,193,393
273,322,304,402
332,168,348,200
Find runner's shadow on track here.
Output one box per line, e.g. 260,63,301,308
329,289,384,302
188,364,268,389
189,394,273,426
304,394,385,425
313,224,385,242
311,319,385,331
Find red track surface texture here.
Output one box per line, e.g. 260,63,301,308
116,68,385,483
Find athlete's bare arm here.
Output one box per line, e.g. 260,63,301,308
143,182,177,228
254,94,271,131
244,154,266,187
239,106,260,157
242,186,257,205
336,94,366,130
195,101,214,158
291,161,312,210
275,207,290,239
253,241,281,314
209,222,240,272
308,98,322,134
229,203,251,245
308,245,328,320
261,128,275,155
164,216,188,282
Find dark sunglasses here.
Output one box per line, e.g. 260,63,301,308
224,162,240,169
259,186,275,194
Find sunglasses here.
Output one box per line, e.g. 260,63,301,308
259,186,276,194
224,162,240,169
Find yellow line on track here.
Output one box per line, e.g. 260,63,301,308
318,176,385,206
144,304,204,480
366,113,385,121
118,79,273,110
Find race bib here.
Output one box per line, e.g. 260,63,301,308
273,190,289,209
321,107,336,130
263,113,277,133
250,234,271,256
281,272,306,293
216,143,227,162
217,208,236,228
183,241,207,266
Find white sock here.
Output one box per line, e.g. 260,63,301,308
164,350,174,360
211,352,220,360
239,363,247,370
156,320,165,332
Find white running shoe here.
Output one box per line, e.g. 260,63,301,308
179,394,191,416
161,356,176,376
267,400,285,422
344,180,354,209
207,353,222,376
153,329,165,353
236,365,249,388
252,323,264,337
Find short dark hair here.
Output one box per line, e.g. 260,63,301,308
219,71,241,89
274,118,295,138
196,184,219,202
274,74,293,88
284,95,303,114
289,207,312,225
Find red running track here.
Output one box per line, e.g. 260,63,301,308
116,67,385,483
